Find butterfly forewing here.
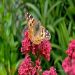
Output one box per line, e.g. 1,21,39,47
25,12,33,21
25,12,51,44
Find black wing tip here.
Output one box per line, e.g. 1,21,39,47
25,11,33,21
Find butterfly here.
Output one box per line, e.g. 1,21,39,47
25,12,51,44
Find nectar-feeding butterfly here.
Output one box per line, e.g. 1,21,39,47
25,12,51,44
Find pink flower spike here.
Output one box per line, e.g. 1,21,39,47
49,67,57,75
39,39,52,61
21,37,31,54
42,67,57,75
24,30,29,38
66,40,75,58
18,54,33,75
62,57,71,73
31,44,39,55
42,70,50,75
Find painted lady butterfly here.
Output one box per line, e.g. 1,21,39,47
25,12,51,44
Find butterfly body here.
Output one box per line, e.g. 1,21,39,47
25,12,51,44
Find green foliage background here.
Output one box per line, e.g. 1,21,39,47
0,0,75,75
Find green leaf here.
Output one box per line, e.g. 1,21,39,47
52,43,61,50
11,59,23,75
47,25,55,33
67,0,74,6
67,6,75,15
53,17,64,27
44,0,49,17
0,3,4,13
68,21,72,35
47,1,62,16
0,64,7,75
56,21,69,50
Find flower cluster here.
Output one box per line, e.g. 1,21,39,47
42,67,57,75
18,54,42,75
21,31,51,61
21,31,31,55
18,54,33,75
39,40,51,61
66,40,75,59
18,30,57,75
18,54,57,75
62,40,75,75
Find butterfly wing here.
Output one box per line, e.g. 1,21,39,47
45,29,51,40
25,12,51,44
